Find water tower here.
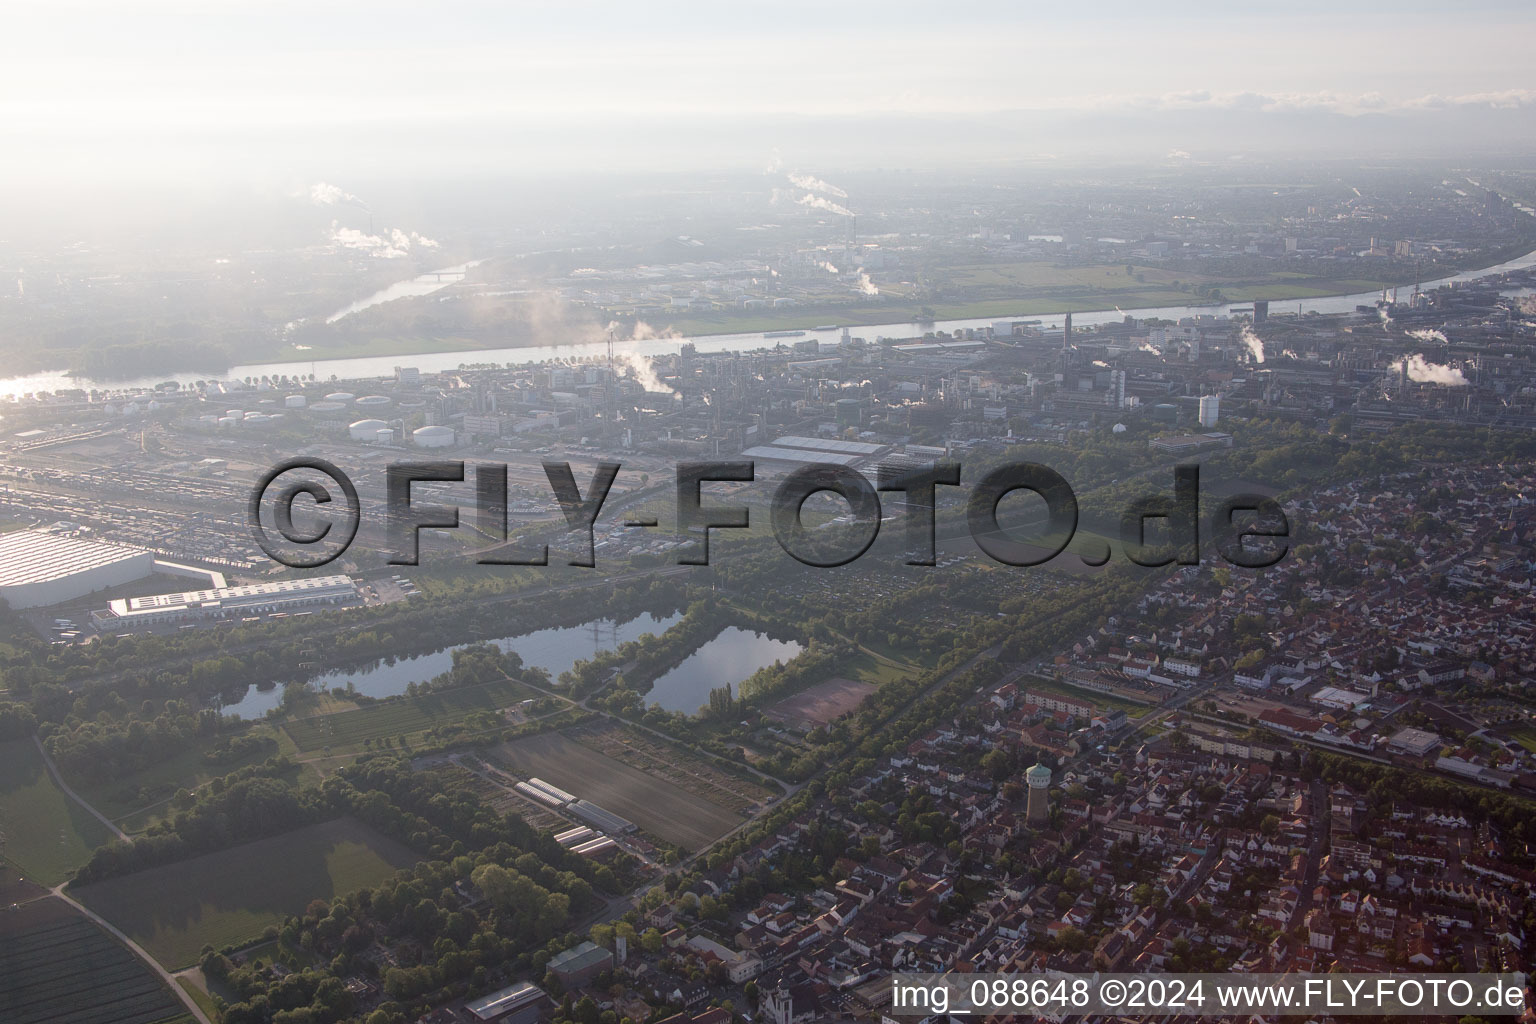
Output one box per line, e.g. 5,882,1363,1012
1026,762,1052,825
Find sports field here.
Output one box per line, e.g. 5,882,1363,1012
0,738,115,885
492,731,743,851
0,895,187,1024
74,816,417,968
764,676,878,729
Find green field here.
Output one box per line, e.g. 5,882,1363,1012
74,817,418,968
281,679,531,752
1508,728,1536,754
0,739,115,885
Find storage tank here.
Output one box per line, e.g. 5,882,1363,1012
309,401,346,413
355,395,391,408
374,427,394,444
284,394,307,408
324,392,355,403
412,425,455,448
349,418,389,441
217,416,239,427
224,408,243,417
198,414,218,425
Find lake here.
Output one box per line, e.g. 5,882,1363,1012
219,610,682,718
643,626,805,715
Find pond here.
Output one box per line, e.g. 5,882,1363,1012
219,610,683,718
642,627,805,715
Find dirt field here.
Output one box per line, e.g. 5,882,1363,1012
764,676,878,729
491,731,744,851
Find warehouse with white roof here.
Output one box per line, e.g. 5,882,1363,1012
0,530,156,608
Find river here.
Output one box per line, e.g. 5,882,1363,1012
4,247,1534,400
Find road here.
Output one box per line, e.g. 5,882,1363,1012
1286,776,1330,934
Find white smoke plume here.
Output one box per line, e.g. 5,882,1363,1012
15,276,22,297
1407,328,1448,344
621,352,675,395
1377,305,1393,329
309,182,368,209
601,320,682,395
856,271,879,296
1238,325,1266,363
1396,354,1467,386
1282,348,1301,360
764,148,784,175
788,172,848,198
817,260,841,275
329,222,439,259
1139,342,1160,353
797,194,853,217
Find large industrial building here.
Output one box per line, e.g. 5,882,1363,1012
0,530,156,609
738,434,890,473
100,575,359,627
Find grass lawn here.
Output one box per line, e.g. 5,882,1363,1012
843,650,919,686
281,678,532,752
1507,728,1536,754
177,977,219,1021
74,817,418,969
0,739,114,886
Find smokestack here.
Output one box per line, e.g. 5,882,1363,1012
1063,312,1072,350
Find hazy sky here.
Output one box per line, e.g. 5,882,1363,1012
4,1,1535,183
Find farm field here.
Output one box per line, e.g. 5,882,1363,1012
282,679,532,752
0,895,187,1024
0,738,115,885
491,730,745,851
573,722,776,812
74,816,418,968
